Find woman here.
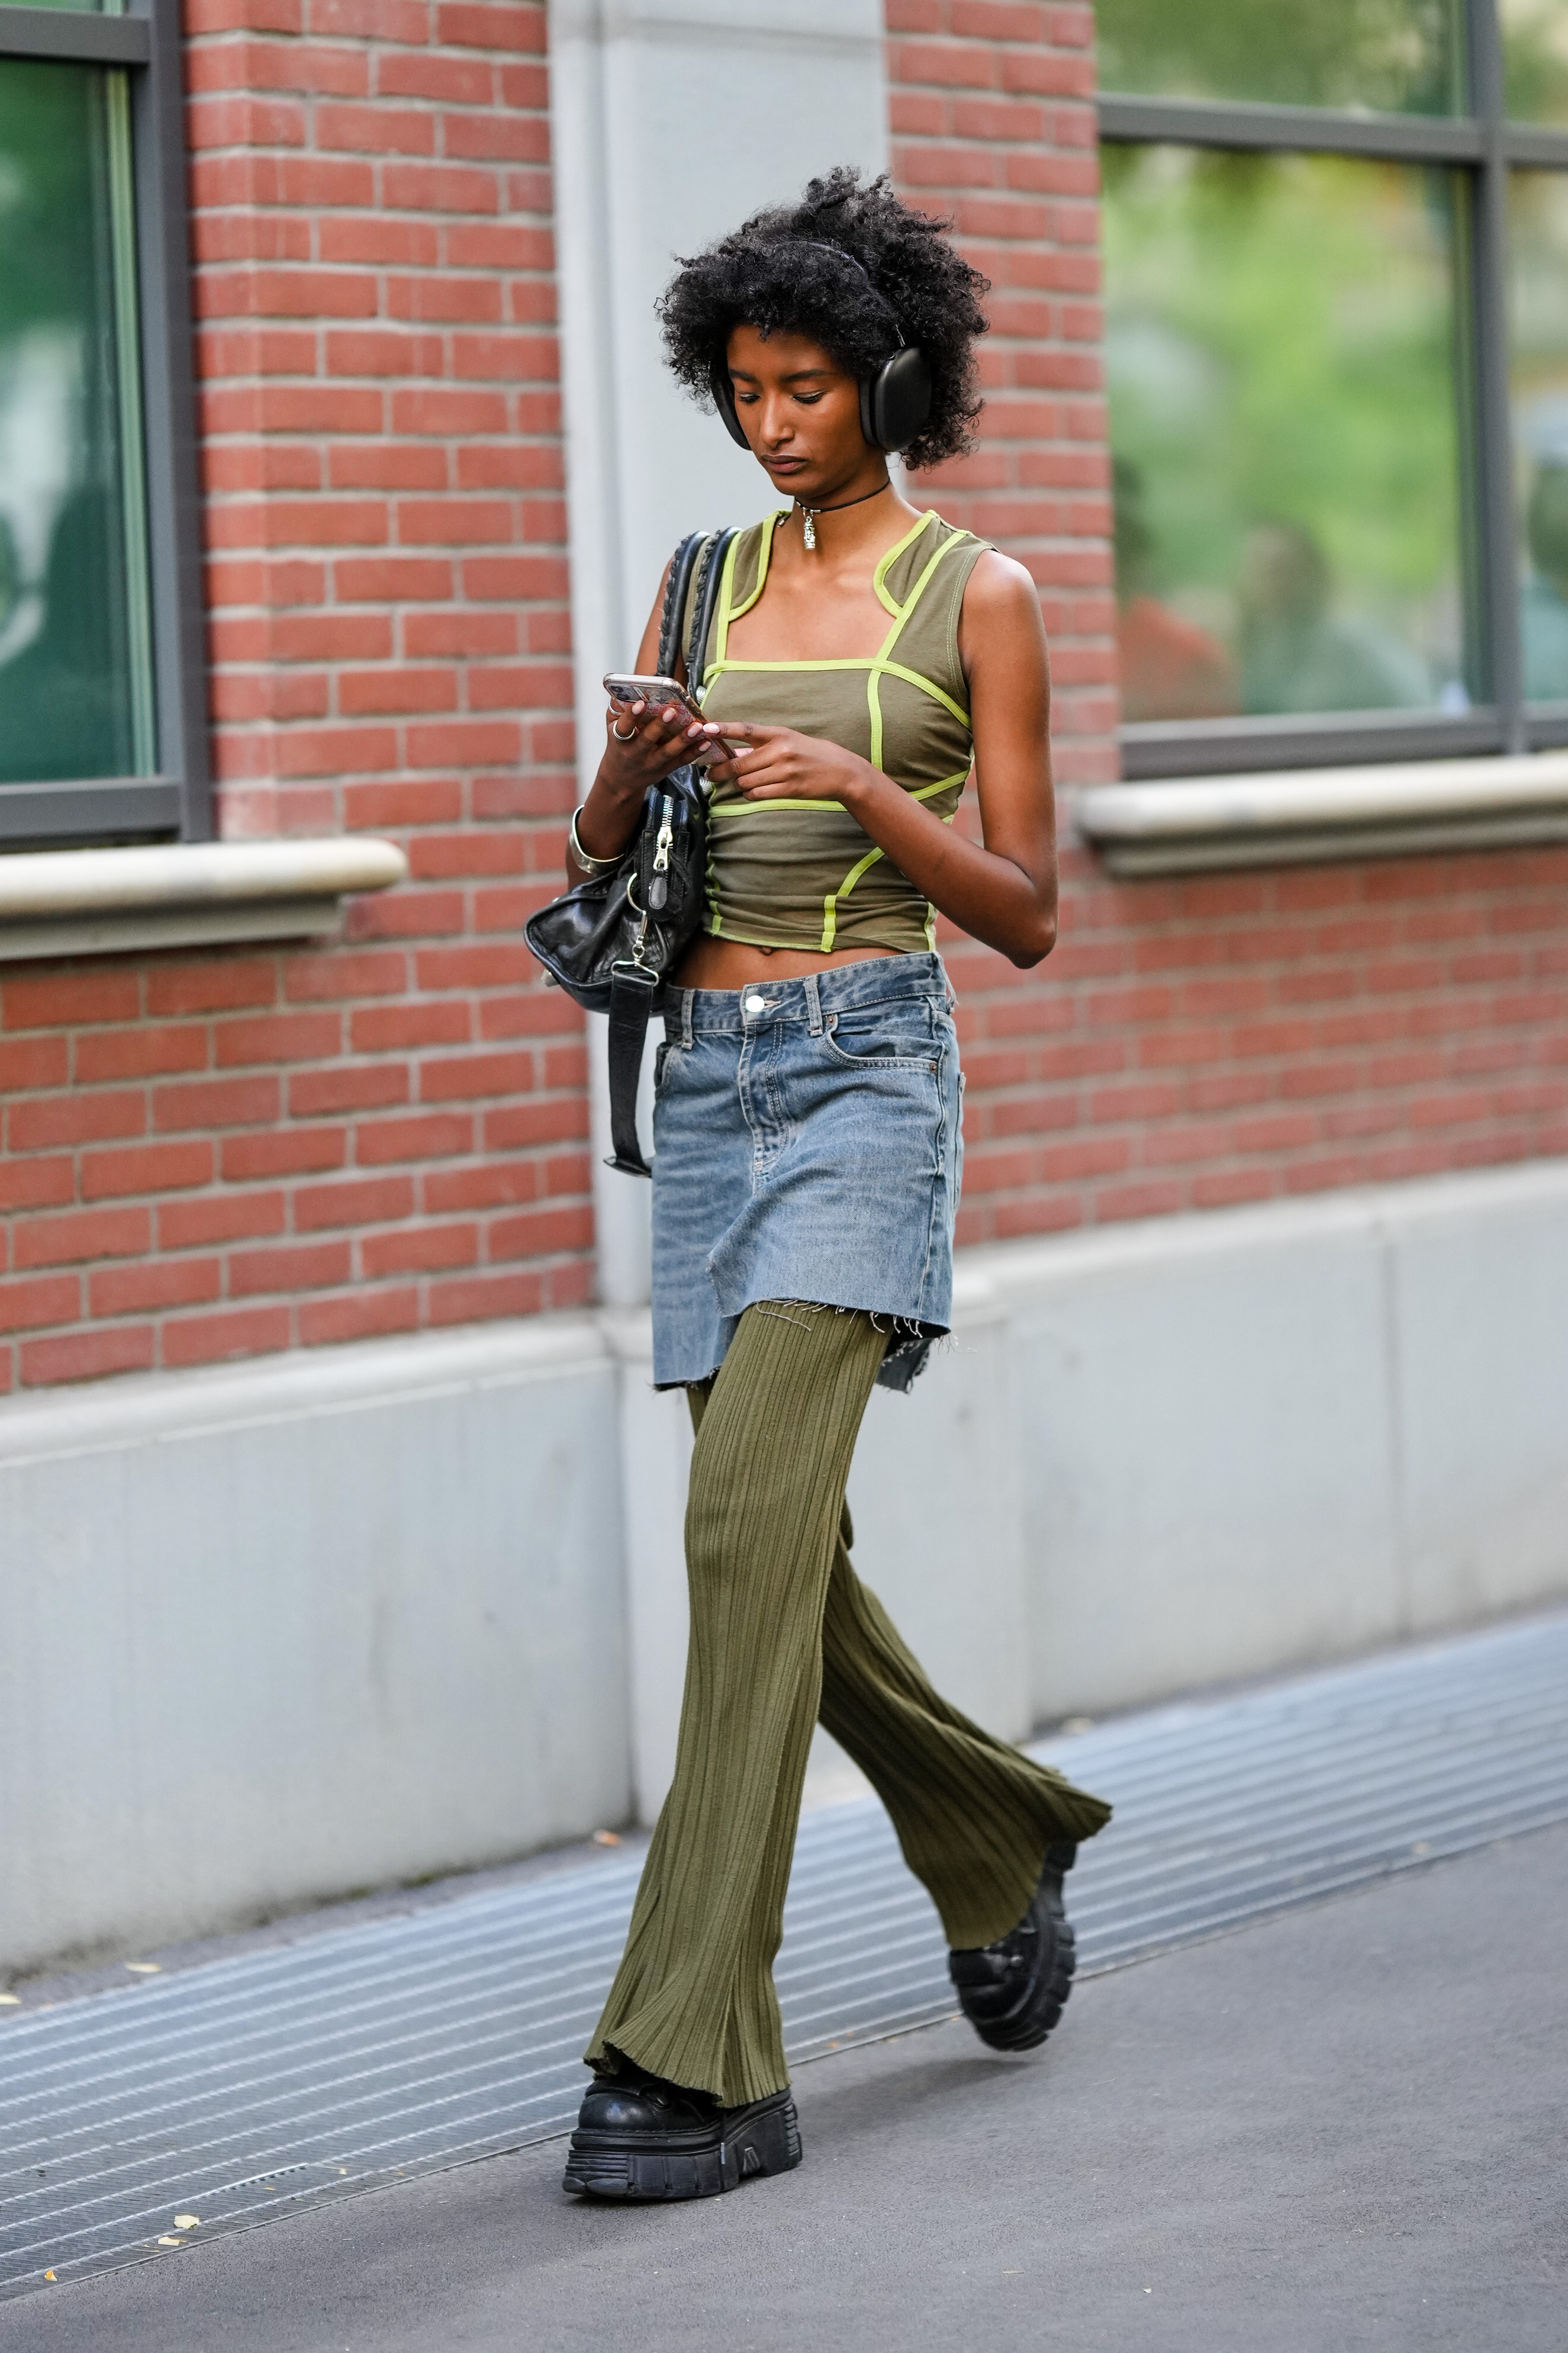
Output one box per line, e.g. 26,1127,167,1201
561,169,1110,2203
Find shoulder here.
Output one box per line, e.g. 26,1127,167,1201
960,546,1041,623
953,544,1048,697
957,547,1047,661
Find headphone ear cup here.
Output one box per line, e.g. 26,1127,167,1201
868,347,933,454
710,359,749,448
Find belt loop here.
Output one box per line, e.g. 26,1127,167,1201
681,988,694,1049
803,971,823,1036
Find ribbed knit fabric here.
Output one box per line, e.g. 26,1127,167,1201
819,1500,1112,1949
585,1300,1111,2105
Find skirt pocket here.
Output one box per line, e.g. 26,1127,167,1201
820,1005,938,1073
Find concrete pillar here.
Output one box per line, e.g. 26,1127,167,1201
549,0,893,1813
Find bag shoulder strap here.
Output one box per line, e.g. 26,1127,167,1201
603,526,736,1180
659,532,708,680
673,526,739,692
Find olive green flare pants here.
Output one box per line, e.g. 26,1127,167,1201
584,1301,1112,2107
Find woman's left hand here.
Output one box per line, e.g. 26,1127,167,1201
706,724,875,808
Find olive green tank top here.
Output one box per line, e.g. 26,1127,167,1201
690,507,989,956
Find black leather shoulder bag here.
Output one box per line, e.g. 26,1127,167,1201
524,525,736,1176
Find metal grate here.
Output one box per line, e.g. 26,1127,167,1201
3,1609,1567,2299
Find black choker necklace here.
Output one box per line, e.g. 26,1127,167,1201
794,479,893,550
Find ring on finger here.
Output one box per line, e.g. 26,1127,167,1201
611,719,637,742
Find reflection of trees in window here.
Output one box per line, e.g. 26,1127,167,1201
1099,0,1568,761
1501,0,1568,126
1520,462,1568,695
1096,0,1463,117
1511,169,1568,703
0,59,139,785
1104,145,1464,722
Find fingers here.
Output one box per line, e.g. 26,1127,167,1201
606,696,647,735
605,699,716,776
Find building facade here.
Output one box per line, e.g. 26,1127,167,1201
2,0,1566,1973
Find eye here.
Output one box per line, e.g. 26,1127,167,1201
794,393,823,407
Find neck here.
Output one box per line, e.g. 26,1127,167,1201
787,477,917,559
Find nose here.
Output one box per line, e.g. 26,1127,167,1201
759,392,796,448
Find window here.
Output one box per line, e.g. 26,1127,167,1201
0,0,207,843
1098,0,1568,778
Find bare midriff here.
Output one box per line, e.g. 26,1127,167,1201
673,936,897,988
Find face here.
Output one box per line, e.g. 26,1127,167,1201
722,324,875,500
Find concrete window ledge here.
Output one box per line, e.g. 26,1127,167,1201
1074,752,1568,877
0,838,407,963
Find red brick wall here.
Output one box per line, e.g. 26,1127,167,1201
2,2,1564,1391
0,0,590,1392
887,1,1568,1246
889,0,1113,789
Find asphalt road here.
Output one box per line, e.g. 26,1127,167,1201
7,1824,1565,2353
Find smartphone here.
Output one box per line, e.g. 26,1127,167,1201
603,673,732,763
604,671,704,721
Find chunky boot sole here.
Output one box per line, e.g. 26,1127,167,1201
562,2088,801,2202
950,1841,1078,2055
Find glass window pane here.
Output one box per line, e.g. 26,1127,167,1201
1501,0,1568,125
1506,169,1568,702
1103,146,1469,727
0,56,151,786
1096,0,1464,118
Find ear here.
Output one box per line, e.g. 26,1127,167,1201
710,359,749,449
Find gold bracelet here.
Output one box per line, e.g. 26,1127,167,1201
569,805,624,876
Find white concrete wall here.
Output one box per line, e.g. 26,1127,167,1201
0,1322,630,1975
997,1159,1568,1719
5,1160,1565,1975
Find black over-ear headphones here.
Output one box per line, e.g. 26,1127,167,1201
709,242,933,456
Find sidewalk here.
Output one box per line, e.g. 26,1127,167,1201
6,1826,1566,2352
4,1613,1567,2346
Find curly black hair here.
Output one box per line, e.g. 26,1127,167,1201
656,166,990,474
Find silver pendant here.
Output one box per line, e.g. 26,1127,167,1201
801,507,816,551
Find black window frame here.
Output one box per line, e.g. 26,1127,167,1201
1098,0,1568,780
0,0,208,844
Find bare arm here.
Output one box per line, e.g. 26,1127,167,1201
568,564,726,875
705,552,1058,967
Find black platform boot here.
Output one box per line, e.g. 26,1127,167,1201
562,2057,803,2201
947,1841,1078,2053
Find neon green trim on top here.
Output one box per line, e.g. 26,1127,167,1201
710,526,751,672
714,507,941,666
870,509,938,614
874,529,966,663
877,657,970,728
705,528,974,745
820,844,885,952
700,508,979,953
709,657,901,673
711,509,790,670
705,769,968,819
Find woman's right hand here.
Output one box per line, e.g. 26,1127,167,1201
572,700,723,872
606,698,722,790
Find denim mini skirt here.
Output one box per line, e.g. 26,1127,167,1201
650,950,962,1394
